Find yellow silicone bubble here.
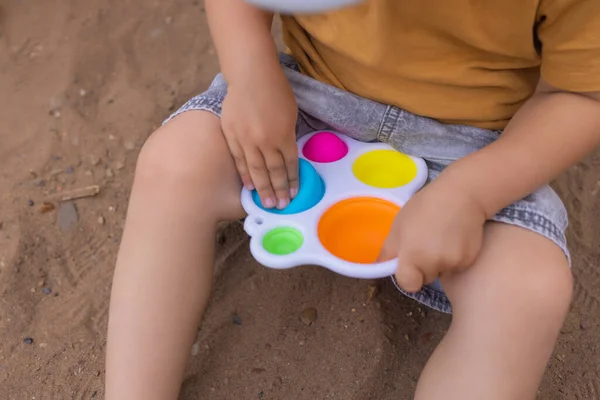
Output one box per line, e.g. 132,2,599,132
352,150,417,188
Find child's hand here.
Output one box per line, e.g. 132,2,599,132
377,178,487,292
221,66,299,210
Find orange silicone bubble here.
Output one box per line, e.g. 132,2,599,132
317,197,400,264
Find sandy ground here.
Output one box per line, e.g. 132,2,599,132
0,1,599,399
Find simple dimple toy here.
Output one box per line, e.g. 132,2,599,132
241,131,428,279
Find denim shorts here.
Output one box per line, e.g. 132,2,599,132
165,53,570,314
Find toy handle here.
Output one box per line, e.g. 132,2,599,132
243,216,265,237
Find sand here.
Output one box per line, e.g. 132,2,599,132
0,1,599,399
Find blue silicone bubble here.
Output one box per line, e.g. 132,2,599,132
252,158,325,214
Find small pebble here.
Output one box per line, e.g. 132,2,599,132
42,288,52,295
105,168,114,178
124,141,136,151
191,342,200,356
39,343,48,348
57,202,79,232
23,337,34,345
79,89,87,97
580,322,587,331
37,279,45,287
232,314,243,325
97,216,105,225
300,307,318,326
258,392,264,399
28,200,35,207
65,166,74,174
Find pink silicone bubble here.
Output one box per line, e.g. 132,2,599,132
302,131,349,163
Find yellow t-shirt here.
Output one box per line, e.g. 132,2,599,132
281,0,600,130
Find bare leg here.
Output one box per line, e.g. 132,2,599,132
415,223,572,400
105,111,245,400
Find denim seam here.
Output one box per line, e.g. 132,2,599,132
392,278,453,314
494,207,564,242
377,105,391,142
493,208,570,264
163,96,224,125
378,106,404,143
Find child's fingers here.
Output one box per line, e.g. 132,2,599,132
227,140,254,190
395,263,425,293
281,142,299,198
376,219,400,278
395,248,426,293
376,235,397,263
263,150,290,209
246,147,277,209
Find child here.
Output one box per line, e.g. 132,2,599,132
105,0,600,398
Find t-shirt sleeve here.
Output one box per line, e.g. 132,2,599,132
537,0,600,92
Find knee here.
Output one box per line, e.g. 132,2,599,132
446,251,573,324
135,113,236,194
135,126,209,187
131,115,244,221
519,259,573,321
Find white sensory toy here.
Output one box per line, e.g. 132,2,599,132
241,131,428,279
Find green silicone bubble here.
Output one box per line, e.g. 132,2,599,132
262,227,304,256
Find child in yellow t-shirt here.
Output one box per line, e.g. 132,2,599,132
105,0,600,398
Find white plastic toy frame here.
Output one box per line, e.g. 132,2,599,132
241,131,428,279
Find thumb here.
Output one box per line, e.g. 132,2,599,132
395,262,425,293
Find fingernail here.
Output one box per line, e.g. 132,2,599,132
264,197,275,208
290,188,298,198
245,183,255,191
277,198,289,210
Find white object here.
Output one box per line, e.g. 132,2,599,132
245,0,364,13
241,131,428,279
